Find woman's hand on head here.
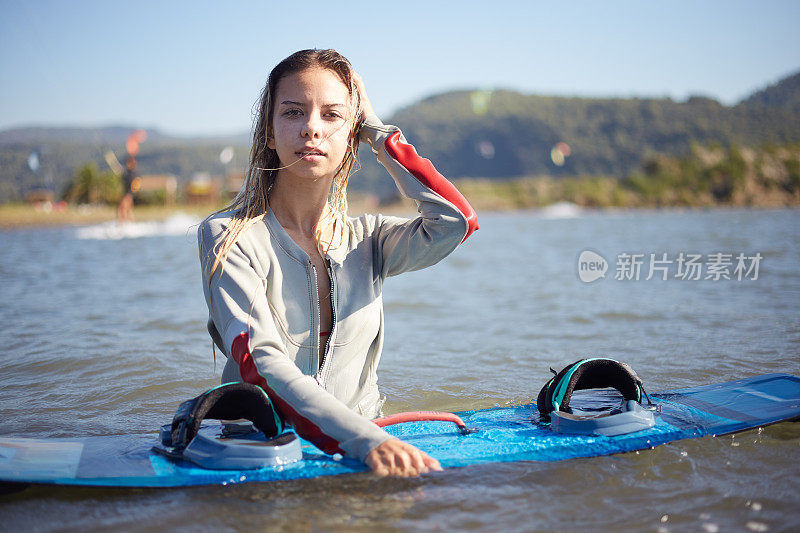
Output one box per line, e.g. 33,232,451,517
353,73,377,124
365,438,443,477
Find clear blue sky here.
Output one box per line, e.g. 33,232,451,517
1,0,798,136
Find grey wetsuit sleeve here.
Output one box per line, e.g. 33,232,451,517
359,115,478,278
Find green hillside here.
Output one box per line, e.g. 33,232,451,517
388,86,800,180
1,70,798,204
739,71,800,111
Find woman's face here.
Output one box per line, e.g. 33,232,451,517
269,67,354,183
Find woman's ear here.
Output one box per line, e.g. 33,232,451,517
266,132,275,150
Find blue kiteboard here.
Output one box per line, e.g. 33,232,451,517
0,373,798,488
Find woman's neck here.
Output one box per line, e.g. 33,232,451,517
268,176,339,259
268,175,332,238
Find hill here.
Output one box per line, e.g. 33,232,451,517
739,71,800,111
1,70,799,204
386,85,800,181
0,125,249,146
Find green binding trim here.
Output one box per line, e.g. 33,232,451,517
267,390,283,434
205,382,235,395
550,357,610,411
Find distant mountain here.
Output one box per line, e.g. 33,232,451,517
739,71,800,111
0,125,250,147
1,70,798,204
385,73,800,181
0,125,163,145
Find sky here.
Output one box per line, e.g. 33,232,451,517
1,0,799,136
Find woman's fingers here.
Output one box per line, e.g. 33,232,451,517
365,438,441,477
397,445,428,476
424,454,444,472
352,72,376,123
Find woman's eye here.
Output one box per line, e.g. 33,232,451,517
283,109,301,117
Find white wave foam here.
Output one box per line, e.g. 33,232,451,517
74,213,201,240
537,201,583,219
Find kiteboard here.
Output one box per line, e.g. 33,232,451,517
0,373,797,488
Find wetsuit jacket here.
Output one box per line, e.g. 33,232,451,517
198,116,478,461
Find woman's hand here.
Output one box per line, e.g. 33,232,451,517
365,438,443,477
353,73,377,124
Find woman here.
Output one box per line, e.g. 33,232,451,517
199,49,477,477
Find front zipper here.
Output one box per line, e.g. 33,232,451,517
310,261,336,383
309,261,321,373
318,264,336,377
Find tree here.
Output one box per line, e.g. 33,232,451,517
63,162,121,204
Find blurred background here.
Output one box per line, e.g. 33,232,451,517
1,0,799,225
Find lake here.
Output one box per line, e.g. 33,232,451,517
0,208,798,532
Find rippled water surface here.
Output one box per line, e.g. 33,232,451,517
1,209,798,532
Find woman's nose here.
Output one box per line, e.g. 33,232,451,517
301,114,323,139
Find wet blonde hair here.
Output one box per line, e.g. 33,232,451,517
207,49,363,280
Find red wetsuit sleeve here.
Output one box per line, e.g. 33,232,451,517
231,332,345,455
384,131,478,242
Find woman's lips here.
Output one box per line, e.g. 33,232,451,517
297,148,325,157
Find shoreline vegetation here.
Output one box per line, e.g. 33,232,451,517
1,144,797,230
457,143,799,210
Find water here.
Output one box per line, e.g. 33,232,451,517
0,209,798,532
